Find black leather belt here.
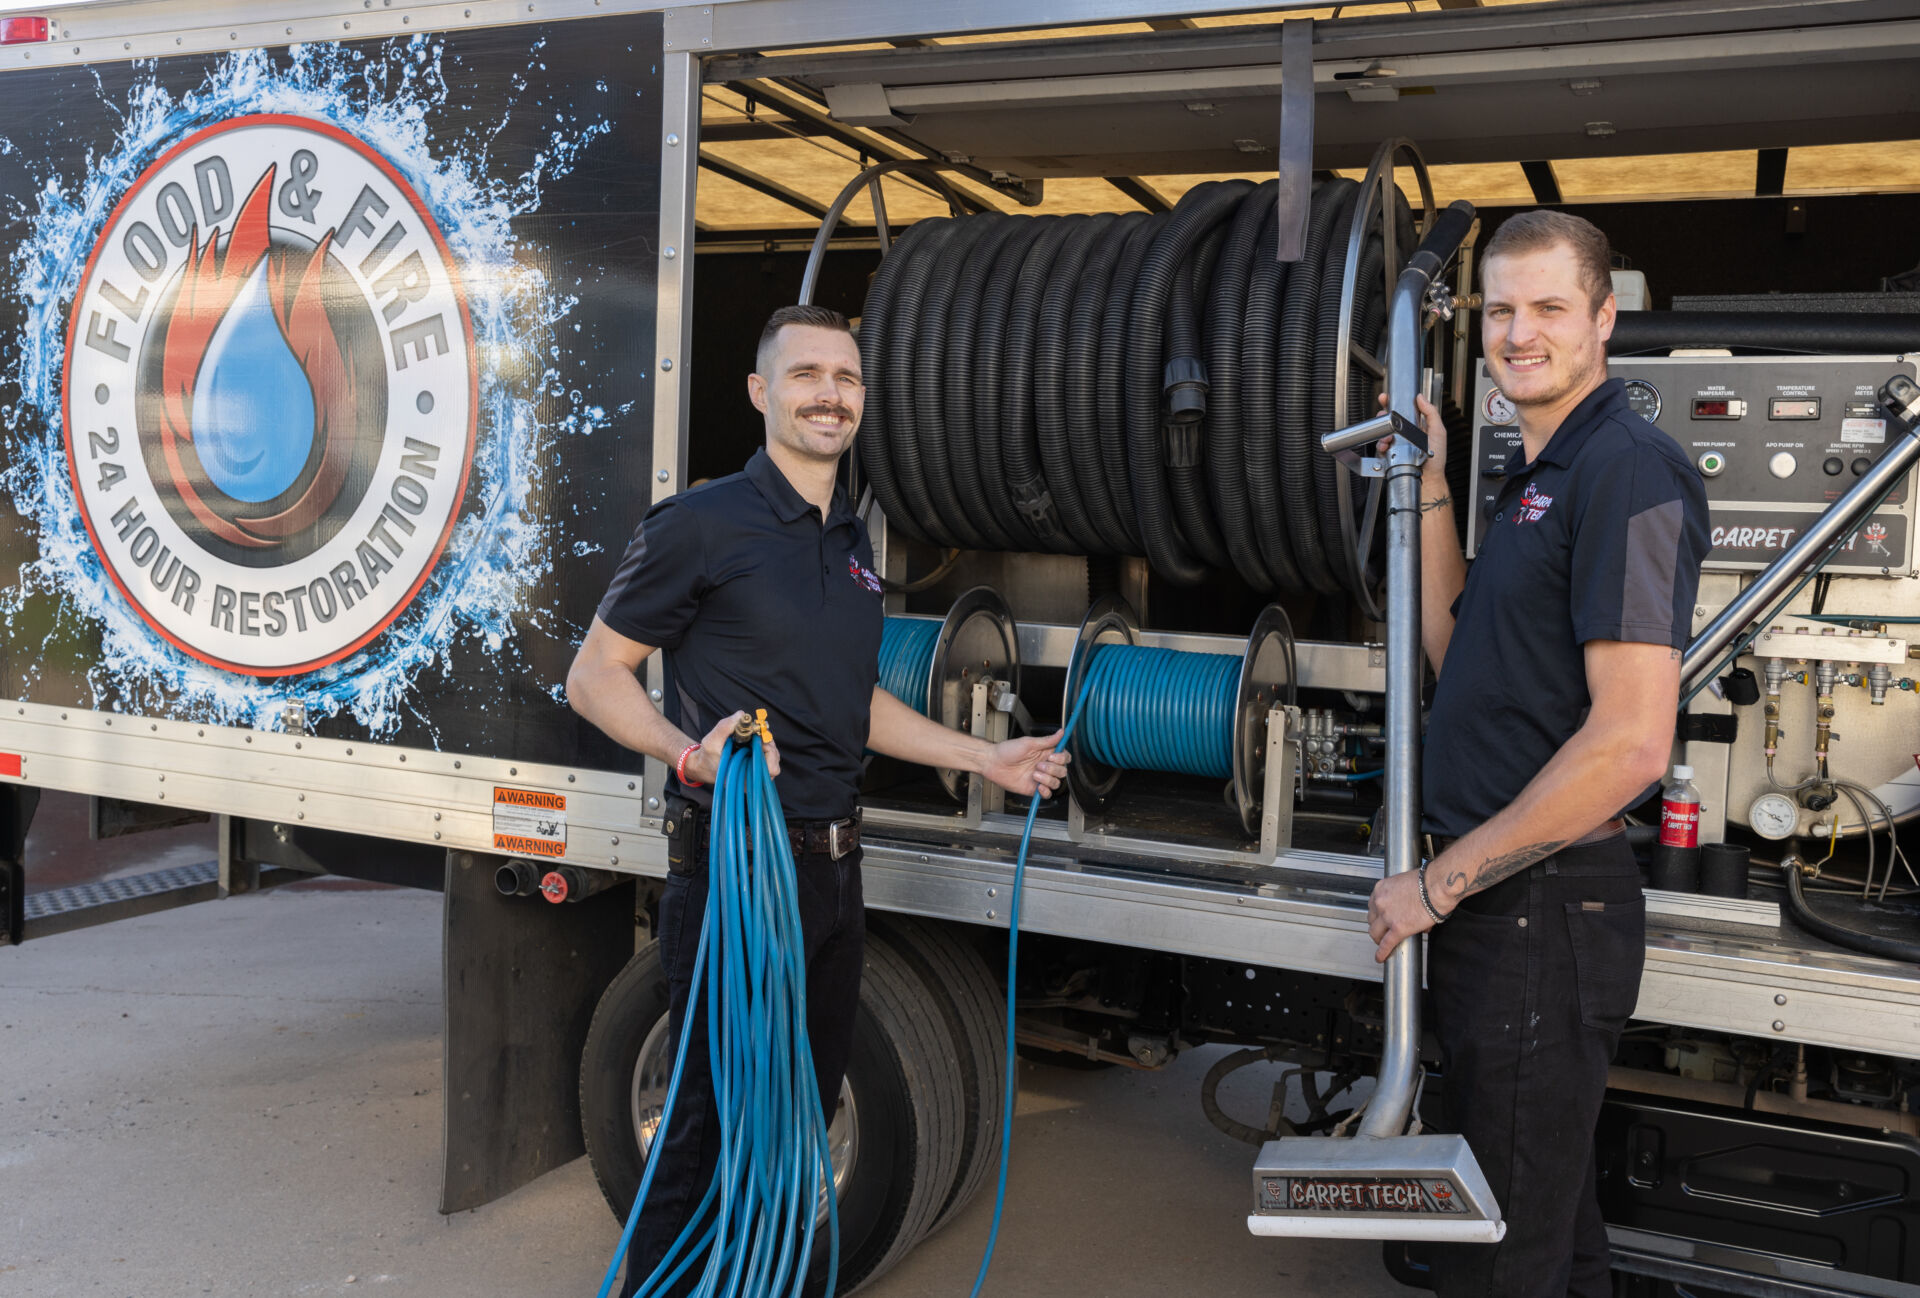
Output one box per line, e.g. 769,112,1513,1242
1428,817,1626,858
663,799,861,869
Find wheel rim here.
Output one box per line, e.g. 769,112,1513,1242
629,1012,859,1218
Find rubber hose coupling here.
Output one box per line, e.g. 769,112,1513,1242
1163,356,1209,424
1164,421,1203,469
1011,476,1060,540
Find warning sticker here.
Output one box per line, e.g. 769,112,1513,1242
493,787,567,858
1842,418,1887,445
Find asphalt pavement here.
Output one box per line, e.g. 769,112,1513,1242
3,793,1412,1297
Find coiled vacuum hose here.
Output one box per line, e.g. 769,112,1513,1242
1785,867,1920,964
597,731,839,1298
859,179,1411,595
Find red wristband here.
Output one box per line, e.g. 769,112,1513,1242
676,742,704,789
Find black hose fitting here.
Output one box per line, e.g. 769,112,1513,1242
1163,356,1209,424
1164,422,1204,469
1010,476,1060,540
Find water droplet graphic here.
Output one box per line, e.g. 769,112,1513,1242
190,261,315,503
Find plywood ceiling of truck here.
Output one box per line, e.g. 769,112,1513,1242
690,3,1920,237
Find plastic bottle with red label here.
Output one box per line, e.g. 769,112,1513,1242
1649,763,1702,892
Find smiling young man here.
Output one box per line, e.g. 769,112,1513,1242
567,304,1067,1298
1364,213,1709,1295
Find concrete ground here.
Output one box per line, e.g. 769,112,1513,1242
3,795,1412,1298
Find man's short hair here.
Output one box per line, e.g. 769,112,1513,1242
1482,210,1614,312
756,304,854,374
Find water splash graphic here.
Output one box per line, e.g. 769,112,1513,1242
0,37,620,737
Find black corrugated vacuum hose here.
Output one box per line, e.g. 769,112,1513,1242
856,178,1404,593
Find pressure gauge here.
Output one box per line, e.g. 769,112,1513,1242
1748,792,1800,841
1483,388,1517,425
1623,379,1662,424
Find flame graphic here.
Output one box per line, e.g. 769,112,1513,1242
158,163,361,548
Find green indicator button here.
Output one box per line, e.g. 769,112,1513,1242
1698,452,1726,477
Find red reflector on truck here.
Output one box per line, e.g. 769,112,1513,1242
0,753,20,777
0,17,50,44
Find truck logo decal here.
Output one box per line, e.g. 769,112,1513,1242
63,114,477,677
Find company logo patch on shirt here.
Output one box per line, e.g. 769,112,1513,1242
1514,482,1555,524
848,555,882,594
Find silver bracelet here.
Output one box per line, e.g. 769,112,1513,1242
1417,862,1449,925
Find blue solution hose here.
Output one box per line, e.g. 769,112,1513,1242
968,670,1098,1298
596,731,839,1298
878,617,942,716
1077,643,1238,779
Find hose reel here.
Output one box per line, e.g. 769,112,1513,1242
877,585,1021,802
846,138,1437,613
1062,595,1297,837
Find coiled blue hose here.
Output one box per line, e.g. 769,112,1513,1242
878,617,942,716
597,730,839,1298
1078,643,1238,779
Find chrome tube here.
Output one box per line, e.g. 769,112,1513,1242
1331,199,1475,1141
1682,374,1920,689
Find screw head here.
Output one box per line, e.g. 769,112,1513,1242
661,358,673,372
1772,1020,1785,1032
656,469,670,483
1775,993,1787,1005
666,133,681,147
663,246,676,260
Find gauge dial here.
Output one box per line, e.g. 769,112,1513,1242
1482,388,1517,425
1623,378,1662,424
1748,792,1800,841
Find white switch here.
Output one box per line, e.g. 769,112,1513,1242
1769,451,1797,479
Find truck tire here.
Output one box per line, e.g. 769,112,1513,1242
869,914,1007,1235
578,929,969,1294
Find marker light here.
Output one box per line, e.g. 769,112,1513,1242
0,17,49,44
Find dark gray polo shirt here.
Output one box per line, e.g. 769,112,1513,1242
1424,378,1711,838
595,448,883,821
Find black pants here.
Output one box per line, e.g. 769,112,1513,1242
1426,836,1645,1298
619,832,866,1298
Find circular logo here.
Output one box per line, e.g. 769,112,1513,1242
63,114,476,677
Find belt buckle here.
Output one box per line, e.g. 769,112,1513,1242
829,819,849,860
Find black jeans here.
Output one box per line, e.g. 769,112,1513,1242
619,831,866,1298
1426,835,1645,1298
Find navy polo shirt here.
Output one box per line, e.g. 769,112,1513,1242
1424,378,1710,837
594,448,884,821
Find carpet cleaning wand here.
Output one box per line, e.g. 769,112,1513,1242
1247,198,1505,1243
596,711,840,1298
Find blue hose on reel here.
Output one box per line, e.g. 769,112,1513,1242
596,723,839,1298
1078,643,1238,779
878,617,942,716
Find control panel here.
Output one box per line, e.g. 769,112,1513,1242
1467,355,1918,575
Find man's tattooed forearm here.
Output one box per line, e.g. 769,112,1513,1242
1468,841,1567,891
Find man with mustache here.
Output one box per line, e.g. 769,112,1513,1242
568,304,1069,1297
1365,213,1709,1295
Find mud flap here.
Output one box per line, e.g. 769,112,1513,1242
440,848,635,1213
